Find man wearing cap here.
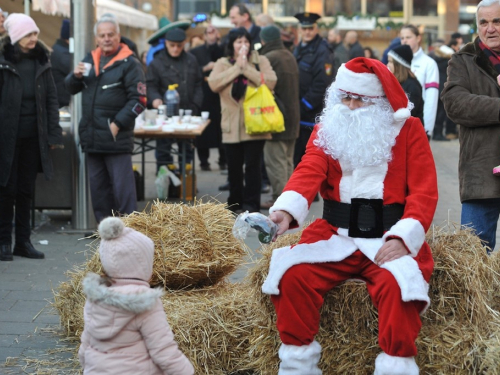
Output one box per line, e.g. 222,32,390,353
264,57,437,374
292,12,333,168
51,19,71,108
259,25,300,209
146,27,203,169
65,15,146,222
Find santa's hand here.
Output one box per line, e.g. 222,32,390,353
269,210,293,237
374,238,407,266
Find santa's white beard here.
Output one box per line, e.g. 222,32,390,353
314,101,402,171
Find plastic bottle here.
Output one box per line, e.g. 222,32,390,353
165,84,180,117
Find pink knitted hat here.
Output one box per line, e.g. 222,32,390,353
98,217,155,282
4,13,40,45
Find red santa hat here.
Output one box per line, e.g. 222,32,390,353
334,57,411,121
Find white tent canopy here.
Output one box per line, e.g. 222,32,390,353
32,0,158,30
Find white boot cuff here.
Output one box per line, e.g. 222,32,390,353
374,352,419,375
278,340,322,375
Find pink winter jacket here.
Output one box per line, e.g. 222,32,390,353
79,273,194,375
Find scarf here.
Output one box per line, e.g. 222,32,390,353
229,58,248,101
479,40,500,74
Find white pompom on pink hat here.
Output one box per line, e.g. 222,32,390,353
334,57,412,121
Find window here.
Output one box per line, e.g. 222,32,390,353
324,0,361,17
413,0,438,17
367,0,403,17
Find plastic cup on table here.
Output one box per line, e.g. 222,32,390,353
201,111,209,120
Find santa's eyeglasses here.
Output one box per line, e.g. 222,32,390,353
339,93,374,106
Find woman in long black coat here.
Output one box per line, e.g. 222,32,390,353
0,14,62,261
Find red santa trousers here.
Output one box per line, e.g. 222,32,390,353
271,250,427,357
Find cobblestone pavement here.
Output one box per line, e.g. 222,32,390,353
0,138,488,373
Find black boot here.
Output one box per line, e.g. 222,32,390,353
0,244,13,261
13,241,45,259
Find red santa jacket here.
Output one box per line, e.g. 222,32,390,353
262,117,438,311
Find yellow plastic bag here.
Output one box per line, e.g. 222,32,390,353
243,81,285,135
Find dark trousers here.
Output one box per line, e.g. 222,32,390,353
293,125,315,168
225,140,265,212
197,146,226,167
87,153,137,223
434,100,457,137
156,139,193,170
0,137,41,245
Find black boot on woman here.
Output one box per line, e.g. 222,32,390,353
0,245,13,261
13,242,45,259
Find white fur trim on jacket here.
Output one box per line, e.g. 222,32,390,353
82,273,163,314
374,352,419,375
262,229,430,311
335,64,384,97
270,190,309,227
382,218,426,257
278,341,322,375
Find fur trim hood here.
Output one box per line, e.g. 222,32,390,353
83,273,163,314
0,35,50,65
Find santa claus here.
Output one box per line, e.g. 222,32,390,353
264,57,438,375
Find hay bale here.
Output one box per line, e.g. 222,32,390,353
85,200,246,289
162,283,255,375
243,227,500,374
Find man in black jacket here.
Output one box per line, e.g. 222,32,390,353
228,4,262,50
65,15,146,222
146,28,203,170
293,12,333,167
190,25,225,171
51,19,71,108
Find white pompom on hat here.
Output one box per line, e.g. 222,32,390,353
4,13,40,45
98,217,155,282
334,57,411,121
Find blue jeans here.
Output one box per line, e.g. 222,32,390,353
461,198,500,252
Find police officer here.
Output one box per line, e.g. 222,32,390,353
293,12,333,167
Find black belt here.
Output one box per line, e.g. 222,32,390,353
322,199,404,238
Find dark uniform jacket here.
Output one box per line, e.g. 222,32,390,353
146,49,203,114
65,44,146,154
51,39,71,108
190,43,224,149
0,37,62,187
294,34,332,127
260,38,300,141
441,37,500,202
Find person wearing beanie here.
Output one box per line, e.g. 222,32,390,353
263,57,437,374
387,44,424,127
146,27,203,170
65,14,146,223
0,14,63,261
51,19,71,108
258,25,300,210
79,217,194,374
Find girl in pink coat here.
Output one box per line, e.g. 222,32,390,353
79,217,194,375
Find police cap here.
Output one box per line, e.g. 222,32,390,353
294,12,321,28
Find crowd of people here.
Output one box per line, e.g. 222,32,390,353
3,0,500,374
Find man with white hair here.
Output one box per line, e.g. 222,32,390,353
65,15,146,222
264,57,438,374
442,0,500,253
